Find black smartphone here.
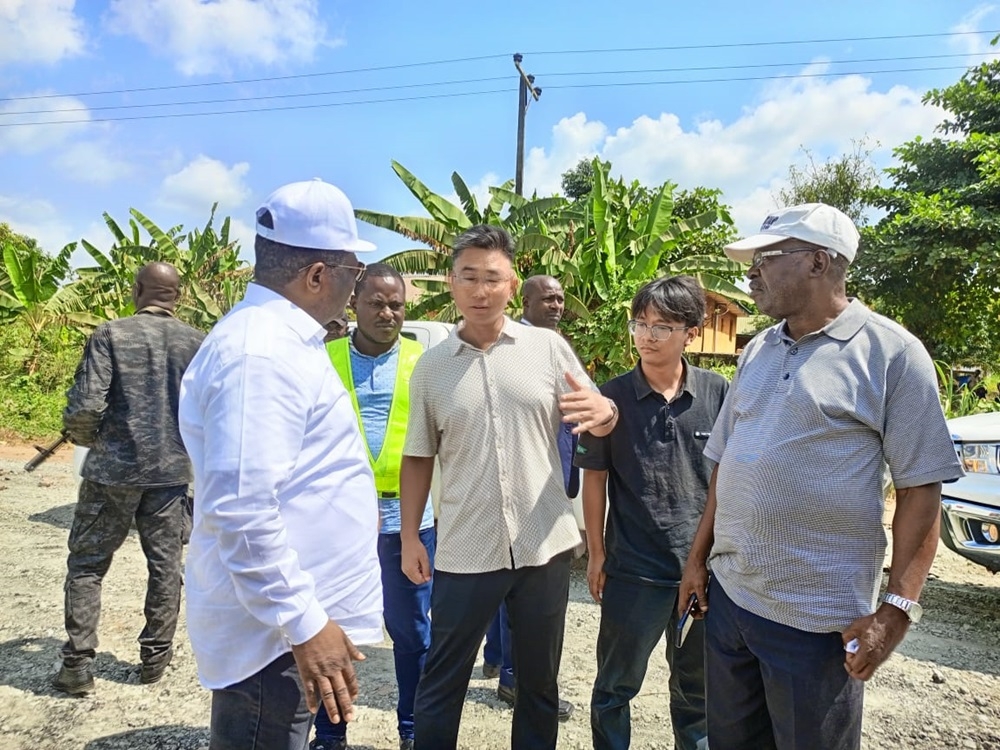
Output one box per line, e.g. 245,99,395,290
675,592,700,648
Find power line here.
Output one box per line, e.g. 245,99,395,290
0,28,995,104
0,63,976,129
524,29,1000,56
4,52,993,118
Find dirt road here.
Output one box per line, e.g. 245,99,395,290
0,449,998,749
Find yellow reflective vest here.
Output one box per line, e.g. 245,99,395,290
327,336,424,498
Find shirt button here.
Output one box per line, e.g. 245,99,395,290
782,373,790,380
790,347,798,354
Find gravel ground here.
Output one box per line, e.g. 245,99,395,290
0,447,999,749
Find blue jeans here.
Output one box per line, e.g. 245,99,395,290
484,603,515,688
315,526,436,742
705,577,864,750
591,576,707,750
210,651,313,750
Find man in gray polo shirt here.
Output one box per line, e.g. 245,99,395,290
679,203,963,750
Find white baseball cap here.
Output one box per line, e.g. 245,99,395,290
724,203,860,264
255,178,376,253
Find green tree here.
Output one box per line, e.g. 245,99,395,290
0,241,100,374
76,206,251,329
776,140,880,226
860,60,1000,364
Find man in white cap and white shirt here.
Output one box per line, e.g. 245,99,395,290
678,203,963,750
179,178,383,750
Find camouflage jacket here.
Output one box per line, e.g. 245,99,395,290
64,308,205,487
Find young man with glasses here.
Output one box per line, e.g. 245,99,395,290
179,179,383,750
575,275,727,750
680,203,963,750
399,225,618,750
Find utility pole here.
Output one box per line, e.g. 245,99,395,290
513,53,541,196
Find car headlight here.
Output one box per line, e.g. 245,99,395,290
957,442,1000,474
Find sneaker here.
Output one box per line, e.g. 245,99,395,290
52,664,95,695
496,683,574,721
399,739,415,750
482,662,500,679
140,649,173,685
310,738,348,750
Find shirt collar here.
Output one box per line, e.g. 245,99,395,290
446,316,521,355
348,332,400,360
764,299,870,346
631,359,698,401
242,283,326,344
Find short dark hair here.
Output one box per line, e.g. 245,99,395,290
452,224,515,263
631,275,706,329
254,235,353,287
355,262,405,297
828,252,850,284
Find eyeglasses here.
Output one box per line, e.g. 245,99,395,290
628,320,691,341
748,246,834,270
299,261,367,282
452,274,512,291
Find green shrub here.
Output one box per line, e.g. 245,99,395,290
0,320,78,439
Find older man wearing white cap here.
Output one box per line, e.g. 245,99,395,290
179,179,383,750
678,203,962,750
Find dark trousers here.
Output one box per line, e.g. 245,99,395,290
414,551,572,750
591,576,707,750
210,651,313,750
484,602,515,688
62,480,186,668
705,577,864,750
315,526,436,742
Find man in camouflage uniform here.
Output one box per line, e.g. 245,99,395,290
54,261,204,695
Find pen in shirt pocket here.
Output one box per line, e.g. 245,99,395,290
694,431,711,439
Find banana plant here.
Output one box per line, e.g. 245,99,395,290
1,241,102,373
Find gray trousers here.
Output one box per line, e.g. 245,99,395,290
62,479,186,669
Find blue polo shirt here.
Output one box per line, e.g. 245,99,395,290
349,337,434,534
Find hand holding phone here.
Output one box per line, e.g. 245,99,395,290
675,592,700,648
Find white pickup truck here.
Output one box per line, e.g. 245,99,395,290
940,412,1000,573
74,319,588,533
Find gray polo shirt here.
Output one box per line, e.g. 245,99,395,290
405,318,592,574
705,300,963,633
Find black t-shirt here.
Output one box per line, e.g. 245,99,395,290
575,362,728,585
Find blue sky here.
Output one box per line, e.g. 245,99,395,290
2,0,998,266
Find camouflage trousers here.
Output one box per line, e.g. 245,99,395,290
61,480,187,669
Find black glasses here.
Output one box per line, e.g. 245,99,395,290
628,320,690,341
748,247,833,270
299,261,367,282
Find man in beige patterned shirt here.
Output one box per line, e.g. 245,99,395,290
399,225,619,750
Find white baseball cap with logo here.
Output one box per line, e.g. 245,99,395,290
724,203,860,264
255,178,376,253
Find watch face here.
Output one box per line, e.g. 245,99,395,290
908,601,923,624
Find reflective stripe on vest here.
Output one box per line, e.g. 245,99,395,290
327,336,424,498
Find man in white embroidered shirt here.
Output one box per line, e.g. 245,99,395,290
179,179,383,750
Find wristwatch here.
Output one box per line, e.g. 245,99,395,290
880,593,923,623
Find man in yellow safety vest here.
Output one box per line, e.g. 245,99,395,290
319,263,434,750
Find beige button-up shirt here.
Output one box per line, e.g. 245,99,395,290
405,318,592,574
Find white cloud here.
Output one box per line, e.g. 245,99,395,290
55,141,135,185
0,0,86,67
522,72,946,234
157,155,251,214
0,94,92,154
949,5,1000,61
104,0,334,76
0,193,76,254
